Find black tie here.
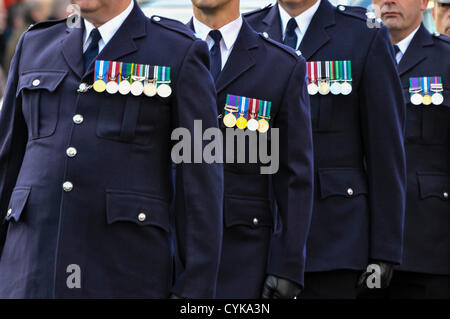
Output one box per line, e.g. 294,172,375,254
284,18,298,50
209,30,223,81
393,45,400,55
84,28,102,72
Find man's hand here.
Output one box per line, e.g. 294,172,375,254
357,260,395,294
261,275,302,299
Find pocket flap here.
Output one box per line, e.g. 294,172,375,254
318,168,368,199
224,196,273,228
417,172,449,200
16,70,67,97
5,187,31,222
105,190,170,232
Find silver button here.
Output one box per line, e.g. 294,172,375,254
434,32,441,37
7,208,12,217
347,188,354,196
66,147,77,158
138,212,147,222
32,79,40,87
73,114,84,124
78,83,88,92
444,192,449,199
153,16,161,22
262,32,269,38
338,5,345,11
63,181,73,192
253,218,259,226
296,50,302,56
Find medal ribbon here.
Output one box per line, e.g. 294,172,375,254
422,76,430,94
247,98,260,120
95,60,108,82
237,96,249,119
409,77,421,93
108,61,118,82
225,94,238,115
431,76,443,92
258,100,272,120
329,61,335,82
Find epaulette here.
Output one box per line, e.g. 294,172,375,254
335,5,371,23
27,17,67,31
432,32,450,44
258,32,300,59
150,15,196,40
242,3,273,17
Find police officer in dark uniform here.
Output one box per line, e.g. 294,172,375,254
188,0,314,299
0,0,223,298
245,0,407,298
373,0,449,299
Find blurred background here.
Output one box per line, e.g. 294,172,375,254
0,0,438,100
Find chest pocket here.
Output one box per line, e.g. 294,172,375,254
404,89,450,145
17,70,67,139
96,94,171,145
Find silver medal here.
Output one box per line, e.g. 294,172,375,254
157,84,172,98
118,80,131,95
131,81,144,96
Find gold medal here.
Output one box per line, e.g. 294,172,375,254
422,94,432,105
318,81,330,95
258,119,269,133
93,79,106,93
236,116,248,130
223,113,237,128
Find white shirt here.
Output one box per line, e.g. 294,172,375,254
394,24,420,64
193,15,243,70
279,0,321,49
83,0,134,53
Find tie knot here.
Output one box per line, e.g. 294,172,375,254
89,28,102,43
393,44,400,55
209,30,222,45
286,18,298,33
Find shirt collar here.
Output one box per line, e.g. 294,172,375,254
279,0,321,36
83,0,134,46
395,24,421,55
192,15,243,51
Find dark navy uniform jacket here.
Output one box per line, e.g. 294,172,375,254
188,19,314,298
0,3,224,298
245,1,407,271
394,25,449,275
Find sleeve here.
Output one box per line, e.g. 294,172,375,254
266,57,314,287
170,39,224,298
0,33,28,257
360,26,406,264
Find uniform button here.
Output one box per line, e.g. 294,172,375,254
66,147,77,158
78,83,88,92
444,192,449,199
32,79,40,86
73,114,84,124
296,50,302,56
434,32,441,37
253,218,259,226
338,5,345,11
347,188,354,196
138,212,147,222
153,16,161,22
63,181,73,192
7,208,12,217
262,32,269,38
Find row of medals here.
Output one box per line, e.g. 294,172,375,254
223,108,270,133
308,80,352,96
92,76,172,98
410,86,444,106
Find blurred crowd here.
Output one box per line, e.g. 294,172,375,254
0,0,71,97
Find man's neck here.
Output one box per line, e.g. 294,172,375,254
83,0,131,28
193,2,240,30
278,0,318,18
390,20,421,44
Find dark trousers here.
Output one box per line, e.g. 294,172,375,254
300,270,361,299
386,271,449,299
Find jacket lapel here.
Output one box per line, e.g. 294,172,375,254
298,0,336,60
61,25,84,79
261,4,283,43
398,24,434,77
215,20,258,93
